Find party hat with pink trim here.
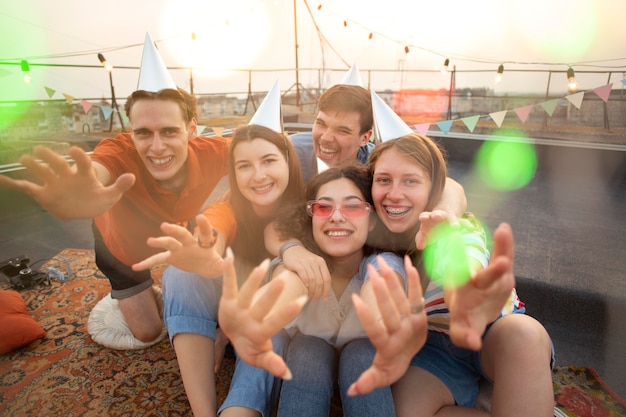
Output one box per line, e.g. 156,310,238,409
248,79,283,133
137,32,177,92
371,90,414,142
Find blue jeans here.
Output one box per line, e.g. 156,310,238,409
277,334,395,417
163,266,282,417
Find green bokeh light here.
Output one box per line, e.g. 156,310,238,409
476,130,537,190
423,223,471,288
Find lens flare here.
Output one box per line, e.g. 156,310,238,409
423,223,471,288
476,130,537,190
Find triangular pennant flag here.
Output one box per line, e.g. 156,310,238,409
513,105,533,124
44,86,56,98
565,91,584,109
489,110,507,127
249,80,283,133
621,79,626,87
592,84,613,103
63,93,74,104
100,106,113,120
414,123,430,135
212,127,225,137
0,67,11,78
436,120,453,135
461,115,480,133
540,99,559,117
196,125,206,135
340,63,363,87
80,99,93,114
137,32,177,92
371,91,413,142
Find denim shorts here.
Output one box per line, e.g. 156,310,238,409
410,319,556,407
162,266,222,342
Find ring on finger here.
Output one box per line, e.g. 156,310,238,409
410,298,426,315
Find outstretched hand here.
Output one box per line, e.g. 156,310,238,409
281,244,332,301
447,222,516,351
132,214,224,278
347,256,427,396
218,248,307,380
0,146,135,219
414,210,459,250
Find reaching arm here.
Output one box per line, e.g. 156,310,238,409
445,222,516,351
415,176,467,249
264,221,331,300
218,249,308,379
131,213,227,278
0,146,135,219
348,255,428,396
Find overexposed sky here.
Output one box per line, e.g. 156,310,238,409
1,0,625,101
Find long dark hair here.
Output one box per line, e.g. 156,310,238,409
275,163,376,270
228,124,304,276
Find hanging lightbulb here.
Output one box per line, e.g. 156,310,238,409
567,67,578,91
317,4,322,10
441,58,450,75
97,53,113,72
343,20,347,28
20,60,31,84
495,64,504,83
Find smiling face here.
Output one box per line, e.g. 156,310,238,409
233,138,289,217
312,109,370,168
371,147,432,234
129,99,196,192
311,177,372,260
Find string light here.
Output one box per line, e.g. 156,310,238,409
343,20,347,27
368,32,373,41
97,53,113,72
317,4,322,10
404,45,410,54
20,60,31,84
441,58,450,75
567,67,578,91
495,64,504,83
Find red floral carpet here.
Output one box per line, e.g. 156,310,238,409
0,249,624,416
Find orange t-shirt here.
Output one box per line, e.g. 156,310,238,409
91,133,234,266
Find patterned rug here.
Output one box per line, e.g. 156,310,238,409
1,249,625,417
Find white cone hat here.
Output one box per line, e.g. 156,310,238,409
248,80,283,133
340,63,364,87
371,91,414,142
137,32,177,92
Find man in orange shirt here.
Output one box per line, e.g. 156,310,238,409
0,33,234,345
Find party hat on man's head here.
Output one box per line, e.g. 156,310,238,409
137,32,177,92
248,79,283,133
340,63,364,87
371,91,414,142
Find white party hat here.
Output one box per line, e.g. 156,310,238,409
248,80,283,133
137,32,177,92
371,91,414,142
340,63,364,87
316,157,329,173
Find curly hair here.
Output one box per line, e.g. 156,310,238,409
274,163,376,268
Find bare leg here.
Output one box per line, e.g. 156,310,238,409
481,314,554,417
118,286,163,342
174,333,217,417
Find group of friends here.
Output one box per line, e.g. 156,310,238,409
0,33,555,417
